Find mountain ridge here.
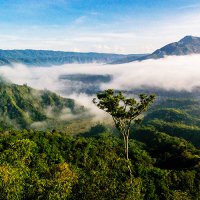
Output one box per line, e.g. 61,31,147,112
146,35,200,59
112,35,200,64
0,49,143,66
1,35,199,65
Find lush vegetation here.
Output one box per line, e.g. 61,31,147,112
142,98,200,148
0,82,200,199
0,81,87,131
0,127,199,200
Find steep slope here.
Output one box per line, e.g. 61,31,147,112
0,80,85,130
0,50,129,66
116,35,200,63
143,35,200,59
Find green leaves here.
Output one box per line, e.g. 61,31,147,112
93,89,155,163
93,89,156,135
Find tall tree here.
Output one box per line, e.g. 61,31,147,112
93,89,155,161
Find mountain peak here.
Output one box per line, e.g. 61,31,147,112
179,35,200,44
147,35,200,59
115,35,200,64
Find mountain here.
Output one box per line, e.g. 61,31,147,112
1,36,199,66
114,35,200,64
0,50,132,66
0,79,85,130
143,35,200,60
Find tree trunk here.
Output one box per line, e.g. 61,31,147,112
123,134,129,160
124,134,132,183
125,135,129,160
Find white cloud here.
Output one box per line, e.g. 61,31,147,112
1,55,200,119
101,55,200,91
0,10,200,53
1,55,200,93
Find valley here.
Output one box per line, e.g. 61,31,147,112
0,35,200,199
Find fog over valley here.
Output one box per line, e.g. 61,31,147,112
0,55,199,117
1,54,200,93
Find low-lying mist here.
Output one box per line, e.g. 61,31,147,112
1,55,200,119
1,55,200,92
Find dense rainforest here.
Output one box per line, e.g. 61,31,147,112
0,81,199,199
0,127,199,200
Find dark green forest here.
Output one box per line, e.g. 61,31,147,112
0,81,199,199
0,127,199,200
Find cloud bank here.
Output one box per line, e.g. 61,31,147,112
0,55,200,93
1,55,200,120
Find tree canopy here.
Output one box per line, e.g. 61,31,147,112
93,89,156,161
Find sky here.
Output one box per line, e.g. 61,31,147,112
0,0,200,53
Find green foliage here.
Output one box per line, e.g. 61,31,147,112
143,98,200,147
0,81,85,130
145,108,199,125
93,90,155,129
0,164,25,200
147,120,200,147
0,82,200,199
81,124,109,138
0,129,199,199
93,89,155,161
131,127,200,169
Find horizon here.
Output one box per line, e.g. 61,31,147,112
0,34,199,55
0,0,200,53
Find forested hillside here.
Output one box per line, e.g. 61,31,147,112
0,80,85,131
0,50,131,66
142,98,200,148
1,0,200,198
0,81,199,199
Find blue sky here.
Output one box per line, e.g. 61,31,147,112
0,0,200,53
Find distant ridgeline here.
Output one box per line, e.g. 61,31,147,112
0,35,199,66
0,80,86,130
112,35,200,64
0,49,139,66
